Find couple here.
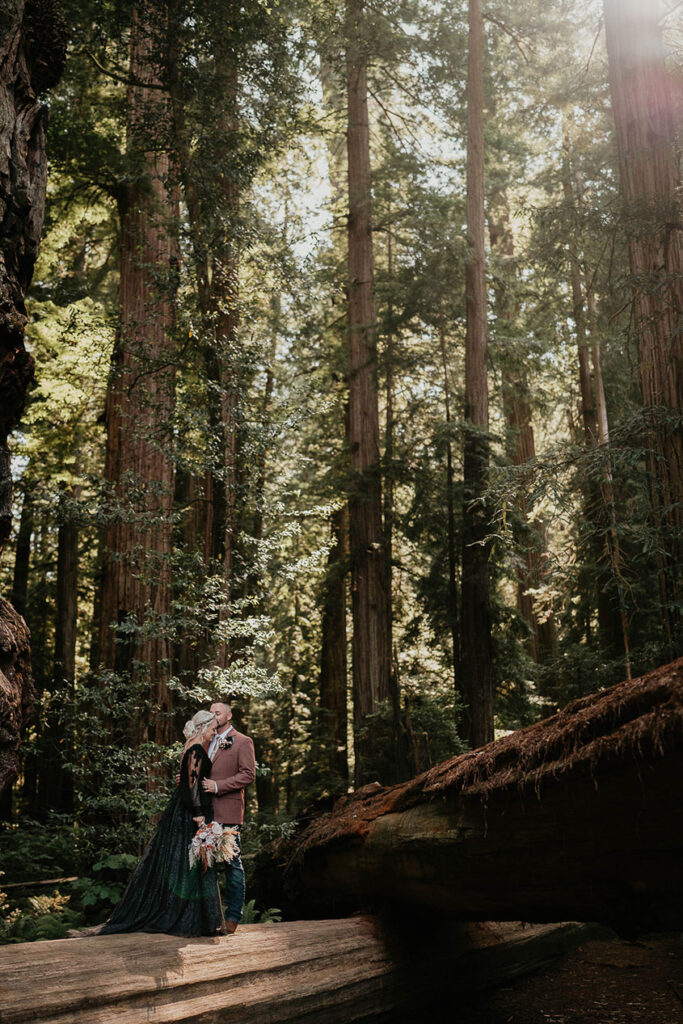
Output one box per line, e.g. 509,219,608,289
102,703,256,938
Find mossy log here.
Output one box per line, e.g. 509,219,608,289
254,658,683,934
0,918,593,1023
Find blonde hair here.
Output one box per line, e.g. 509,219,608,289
182,709,216,742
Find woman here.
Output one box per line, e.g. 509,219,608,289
101,710,225,937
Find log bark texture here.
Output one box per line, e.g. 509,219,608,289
0,0,65,796
0,918,592,1024
254,659,683,934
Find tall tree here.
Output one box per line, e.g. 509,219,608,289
0,0,65,797
604,0,682,651
345,0,393,783
438,307,461,692
97,0,179,745
317,55,350,790
561,146,625,660
165,5,241,676
460,0,493,748
489,193,557,667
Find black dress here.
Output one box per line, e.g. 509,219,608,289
101,743,224,937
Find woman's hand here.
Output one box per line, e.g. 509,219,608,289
193,816,205,826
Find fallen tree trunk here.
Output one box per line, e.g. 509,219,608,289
254,658,683,934
0,918,593,1024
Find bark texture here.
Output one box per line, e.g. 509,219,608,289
438,313,460,690
317,58,351,792
345,0,392,784
97,1,178,743
0,0,65,796
0,600,33,798
604,0,683,643
460,0,492,748
254,658,683,935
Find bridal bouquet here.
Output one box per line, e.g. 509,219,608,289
189,822,239,871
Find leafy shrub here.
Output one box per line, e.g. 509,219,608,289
70,852,138,912
240,898,282,924
0,816,76,884
0,880,82,944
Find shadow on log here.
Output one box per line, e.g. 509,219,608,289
0,918,596,1023
253,659,683,935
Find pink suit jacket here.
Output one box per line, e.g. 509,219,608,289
209,729,256,825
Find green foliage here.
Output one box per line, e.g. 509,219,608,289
67,852,142,917
70,853,138,912
0,818,75,884
239,899,282,924
0,876,82,945
1,0,679,941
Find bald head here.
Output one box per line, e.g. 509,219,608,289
210,702,232,730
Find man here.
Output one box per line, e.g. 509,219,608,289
201,701,256,934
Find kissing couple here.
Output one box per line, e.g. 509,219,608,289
101,702,256,937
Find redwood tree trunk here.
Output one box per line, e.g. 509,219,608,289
319,505,350,788
0,1,65,797
54,486,79,691
345,0,392,784
460,0,493,749
97,1,178,745
604,0,683,650
437,311,460,693
317,59,351,791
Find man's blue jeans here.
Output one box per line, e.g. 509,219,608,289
221,827,244,923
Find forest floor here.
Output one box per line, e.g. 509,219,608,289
449,931,683,1024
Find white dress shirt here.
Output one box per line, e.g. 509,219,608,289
208,726,234,791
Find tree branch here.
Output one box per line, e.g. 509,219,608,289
484,15,529,64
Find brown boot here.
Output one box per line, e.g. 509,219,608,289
221,919,238,935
